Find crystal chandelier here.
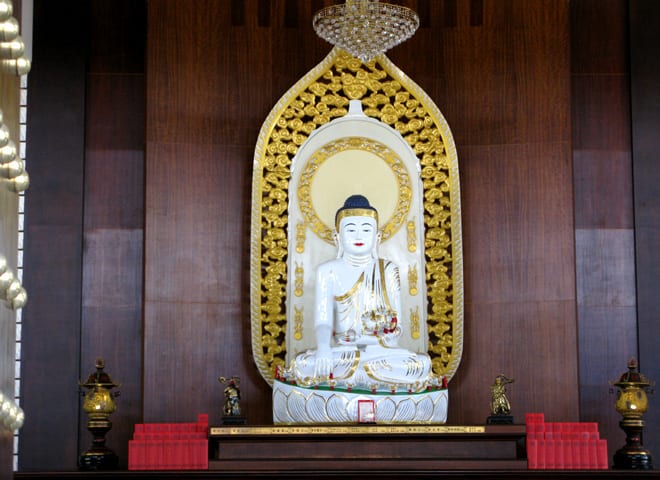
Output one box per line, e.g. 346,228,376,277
313,0,420,63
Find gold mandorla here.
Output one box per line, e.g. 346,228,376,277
251,48,462,385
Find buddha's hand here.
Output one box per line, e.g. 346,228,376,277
379,317,402,347
380,330,400,347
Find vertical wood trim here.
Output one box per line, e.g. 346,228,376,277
444,0,457,27
629,0,660,459
571,0,636,457
79,0,146,469
19,0,88,470
469,0,483,26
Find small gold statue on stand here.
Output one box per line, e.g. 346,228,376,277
610,359,654,469
487,374,514,424
219,375,246,425
78,358,120,470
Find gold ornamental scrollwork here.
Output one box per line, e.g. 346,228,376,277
407,219,417,252
293,306,303,341
295,222,306,253
294,262,304,297
410,306,420,340
408,263,418,296
251,48,463,385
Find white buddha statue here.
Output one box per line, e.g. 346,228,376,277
285,195,439,394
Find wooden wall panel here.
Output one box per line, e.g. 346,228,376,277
144,0,577,428
143,140,269,423
452,139,577,424
629,0,660,461
570,0,636,459
434,0,577,424
19,0,88,470
426,0,571,147
146,0,273,146
460,143,575,305
79,0,146,467
20,0,146,471
270,0,333,99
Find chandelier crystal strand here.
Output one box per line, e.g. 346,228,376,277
313,0,420,64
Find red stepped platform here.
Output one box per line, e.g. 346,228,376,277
525,413,608,470
128,413,209,470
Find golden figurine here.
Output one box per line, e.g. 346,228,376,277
219,375,246,425
487,374,514,424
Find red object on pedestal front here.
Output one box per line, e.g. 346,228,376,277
128,414,209,470
524,413,609,470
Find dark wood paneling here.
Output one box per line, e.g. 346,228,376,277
451,300,578,425
433,0,570,147
270,0,332,98
142,139,266,422
572,75,631,152
570,0,629,75
20,0,145,471
80,1,146,468
575,228,637,453
573,150,633,229
19,0,88,470
146,0,273,147
143,301,272,425
570,0,637,461
629,0,660,461
461,142,575,304
81,176,145,466
387,34,446,104
87,0,146,74
84,76,145,228
577,303,637,455
144,0,577,428
455,142,578,423
143,143,247,304
575,230,636,308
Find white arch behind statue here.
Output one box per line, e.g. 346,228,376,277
285,100,429,363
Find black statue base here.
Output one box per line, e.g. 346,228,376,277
486,415,514,425
222,415,247,425
613,448,654,470
78,446,118,471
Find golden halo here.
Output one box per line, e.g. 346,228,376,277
298,137,411,244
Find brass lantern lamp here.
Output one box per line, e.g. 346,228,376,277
610,358,654,470
78,358,120,470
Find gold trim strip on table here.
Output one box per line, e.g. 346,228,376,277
209,425,485,436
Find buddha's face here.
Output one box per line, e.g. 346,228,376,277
338,215,377,257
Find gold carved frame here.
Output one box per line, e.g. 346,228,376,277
251,48,463,386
